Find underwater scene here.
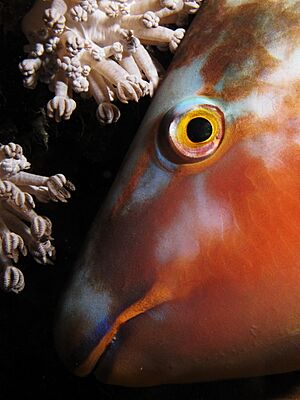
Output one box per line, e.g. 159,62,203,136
1,0,300,398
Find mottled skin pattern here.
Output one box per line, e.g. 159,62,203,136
55,0,300,387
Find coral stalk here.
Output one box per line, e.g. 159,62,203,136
20,0,203,124
0,143,75,294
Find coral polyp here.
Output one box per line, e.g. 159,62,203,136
19,0,202,124
0,143,75,294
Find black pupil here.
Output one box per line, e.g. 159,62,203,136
186,117,213,143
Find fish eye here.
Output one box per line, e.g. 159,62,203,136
186,117,213,143
158,99,225,164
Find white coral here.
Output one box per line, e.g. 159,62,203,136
0,143,75,294
20,0,203,124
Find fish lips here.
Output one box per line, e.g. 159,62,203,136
67,293,300,387
53,205,161,377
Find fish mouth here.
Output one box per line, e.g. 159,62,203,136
55,240,300,387
71,279,174,378
65,262,300,387
72,299,154,377
84,301,300,388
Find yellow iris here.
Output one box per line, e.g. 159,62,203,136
159,99,225,164
175,106,221,149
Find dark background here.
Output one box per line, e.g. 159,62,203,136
1,1,300,398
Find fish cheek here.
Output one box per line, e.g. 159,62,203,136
207,135,300,274
92,145,300,386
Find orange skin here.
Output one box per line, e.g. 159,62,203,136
55,0,300,386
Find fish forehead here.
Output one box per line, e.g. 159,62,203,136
107,0,300,217
172,0,300,93
97,0,300,276
139,0,300,139
106,0,300,270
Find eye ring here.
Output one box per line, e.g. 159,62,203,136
158,99,225,164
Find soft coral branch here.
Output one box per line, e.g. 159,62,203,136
0,143,75,294
20,0,203,124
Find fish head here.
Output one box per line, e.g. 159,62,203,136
55,0,300,386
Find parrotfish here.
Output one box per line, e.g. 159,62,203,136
55,0,300,387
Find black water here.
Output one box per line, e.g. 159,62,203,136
1,1,300,399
